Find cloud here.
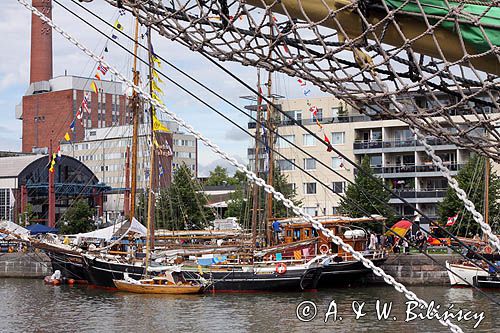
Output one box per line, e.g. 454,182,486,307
225,126,250,142
198,155,247,177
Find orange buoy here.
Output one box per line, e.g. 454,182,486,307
275,262,287,274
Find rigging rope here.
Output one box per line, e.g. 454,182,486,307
17,1,464,331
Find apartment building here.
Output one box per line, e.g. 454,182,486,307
247,95,490,223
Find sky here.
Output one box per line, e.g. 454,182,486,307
0,1,322,176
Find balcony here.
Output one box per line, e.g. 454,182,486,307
389,189,448,204
355,163,464,177
354,137,457,152
248,114,372,129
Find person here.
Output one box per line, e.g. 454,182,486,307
51,270,61,281
402,239,409,254
272,220,281,244
368,232,378,251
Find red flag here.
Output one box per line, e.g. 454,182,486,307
446,214,458,226
98,64,108,75
297,79,306,87
324,134,333,152
309,106,318,116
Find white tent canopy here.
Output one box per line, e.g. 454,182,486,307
0,220,30,236
70,218,147,241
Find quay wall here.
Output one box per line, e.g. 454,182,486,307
0,252,51,278
368,253,461,285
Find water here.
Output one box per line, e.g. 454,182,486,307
1,279,498,332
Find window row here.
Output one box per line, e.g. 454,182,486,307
277,132,345,148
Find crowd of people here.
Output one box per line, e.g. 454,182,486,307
367,230,431,254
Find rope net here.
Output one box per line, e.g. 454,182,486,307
102,0,500,160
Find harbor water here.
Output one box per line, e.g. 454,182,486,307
1,279,498,332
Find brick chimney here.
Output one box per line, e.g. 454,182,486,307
30,0,53,84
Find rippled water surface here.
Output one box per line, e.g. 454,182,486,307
1,279,498,332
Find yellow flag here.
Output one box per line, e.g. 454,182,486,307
151,80,163,95
151,93,162,104
152,55,161,68
152,70,164,83
114,20,124,31
153,114,170,132
90,81,98,94
64,132,71,141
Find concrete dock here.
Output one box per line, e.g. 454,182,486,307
0,252,51,278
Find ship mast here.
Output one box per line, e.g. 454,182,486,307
484,157,490,237
251,70,262,253
129,17,140,220
145,27,156,275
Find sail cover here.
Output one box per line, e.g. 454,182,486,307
0,220,29,236
70,218,147,241
386,0,500,53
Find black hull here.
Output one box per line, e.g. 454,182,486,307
318,257,387,287
475,275,500,288
46,251,89,281
188,267,322,292
83,256,145,288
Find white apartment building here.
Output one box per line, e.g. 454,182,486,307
247,95,491,223
60,123,197,216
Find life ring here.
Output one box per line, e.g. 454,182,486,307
320,244,330,255
276,263,287,274
484,246,493,254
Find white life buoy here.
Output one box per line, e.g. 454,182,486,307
320,244,330,254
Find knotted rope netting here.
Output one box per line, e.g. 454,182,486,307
101,0,499,161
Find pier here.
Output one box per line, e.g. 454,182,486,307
0,252,51,279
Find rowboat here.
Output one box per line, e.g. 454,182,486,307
113,272,205,294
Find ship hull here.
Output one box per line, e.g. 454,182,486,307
318,257,387,287
185,266,322,292
475,275,500,288
446,261,489,286
83,255,145,288
45,250,88,281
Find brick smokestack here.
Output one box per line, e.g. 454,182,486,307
30,0,53,84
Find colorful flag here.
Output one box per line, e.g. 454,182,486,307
81,94,90,113
446,214,458,227
112,34,118,40
152,55,161,68
98,64,108,75
49,153,57,173
64,132,71,141
76,107,83,120
95,73,101,81
56,146,62,159
69,119,75,131
114,19,124,31
297,79,306,86
385,219,412,238
152,70,163,83
153,114,170,132
309,106,318,116
90,81,98,94
324,134,333,152
303,89,311,96
151,93,162,104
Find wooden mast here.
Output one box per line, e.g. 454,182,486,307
129,18,140,220
251,70,262,252
265,12,275,245
484,157,490,234
145,27,156,275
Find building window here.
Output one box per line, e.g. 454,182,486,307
331,132,345,145
332,206,339,215
332,106,343,117
316,108,323,121
332,181,345,193
303,134,315,147
303,158,316,170
304,207,318,216
277,135,295,148
0,189,11,221
277,159,295,171
332,157,342,169
304,182,317,195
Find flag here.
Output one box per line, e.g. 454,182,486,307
152,55,161,68
81,94,90,113
49,153,57,173
90,81,98,94
293,250,302,260
151,92,162,104
112,34,118,40
95,73,101,81
76,107,83,120
64,132,71,141
151,80,163,95
69,119,75,132
303,89,311,96
324,134,333,152
152,70,163,83
98,64,108,75
297,79,306,86
56,146,62,160
158,162,164,177
114,19,124,31
385,219,412,238
446,214,458,227
309,106,318,116
153,114,170,132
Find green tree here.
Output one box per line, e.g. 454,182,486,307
438,155,500,236
20,203,37,226
205,166,231,186
59,199,95,234
339,155,393,232
155,163,213,230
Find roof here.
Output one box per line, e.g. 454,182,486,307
0,155,45,178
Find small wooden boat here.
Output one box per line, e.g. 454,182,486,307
113,272,205,294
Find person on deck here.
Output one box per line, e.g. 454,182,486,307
272,220,282,244
368,232,378,251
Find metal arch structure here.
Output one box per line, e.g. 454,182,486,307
96,0,500,161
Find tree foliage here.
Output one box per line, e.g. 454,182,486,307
60,199,95,234
339,155,393,232
155,163,213,230
438,155,500,236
